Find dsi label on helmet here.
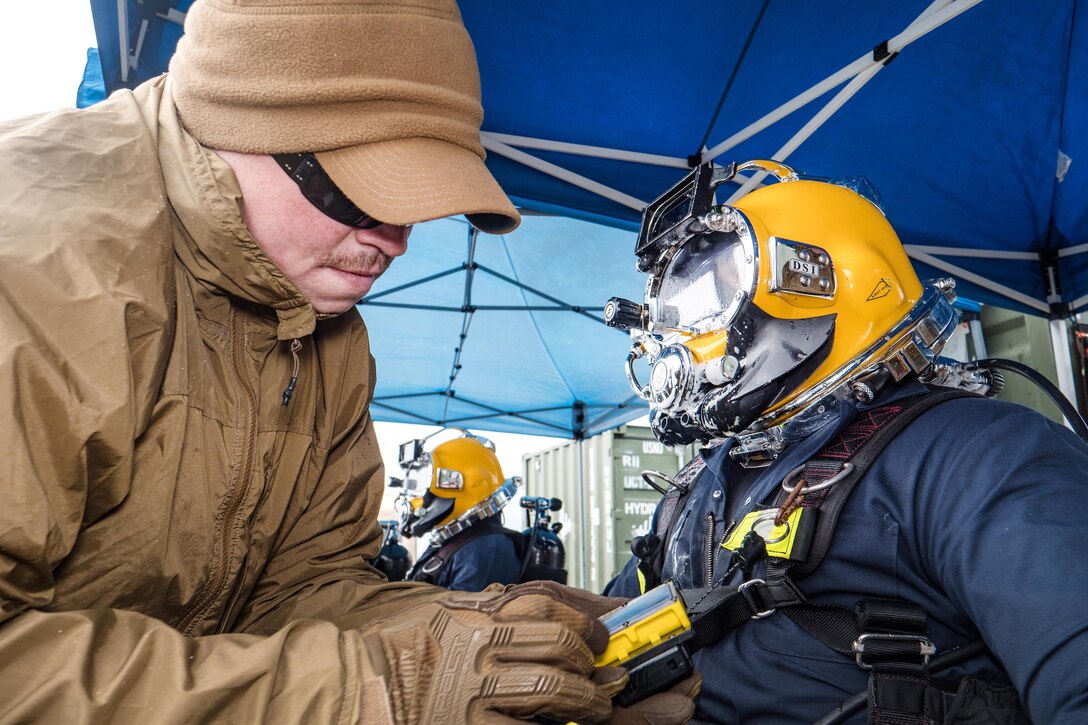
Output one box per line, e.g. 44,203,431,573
769,237,835,298
787,258,821,277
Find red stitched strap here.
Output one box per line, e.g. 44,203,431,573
798,404,905,509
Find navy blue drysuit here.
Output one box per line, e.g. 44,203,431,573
609,382,1088,723
413,516,522,592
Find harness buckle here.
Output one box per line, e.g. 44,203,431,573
738,579,775,619
852,632,936,670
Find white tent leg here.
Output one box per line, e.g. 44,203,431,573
117,0,129,82
1050,320,1079,429
576,438,589,589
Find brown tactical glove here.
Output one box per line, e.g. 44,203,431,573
495,582,701,725
359,579,700,725
603,670,701,725
359,581,627,724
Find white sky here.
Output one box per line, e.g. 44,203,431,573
0,5,99,121
0,4,589,516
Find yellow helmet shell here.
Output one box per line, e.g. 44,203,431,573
732,179,924,410
429,436,505,524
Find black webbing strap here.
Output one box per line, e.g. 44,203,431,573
683,577,807,653
856,599,940,725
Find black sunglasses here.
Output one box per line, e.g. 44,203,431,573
273,152,382,229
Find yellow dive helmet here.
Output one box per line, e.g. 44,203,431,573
395,430,519,540
605,160,957,447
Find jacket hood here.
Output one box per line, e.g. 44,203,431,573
135,75,317,340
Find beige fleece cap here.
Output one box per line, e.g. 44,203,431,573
168,0,519,234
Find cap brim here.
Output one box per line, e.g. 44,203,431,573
316,138,520,234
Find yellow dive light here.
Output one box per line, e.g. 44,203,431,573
596,581,694,706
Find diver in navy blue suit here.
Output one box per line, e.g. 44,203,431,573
392,430,523,592
603,160,1088,724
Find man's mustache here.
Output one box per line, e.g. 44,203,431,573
321,247,392,276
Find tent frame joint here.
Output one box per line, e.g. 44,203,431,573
1040,250,1069,318
872,39,900,65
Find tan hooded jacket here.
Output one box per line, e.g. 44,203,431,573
0,76,446,723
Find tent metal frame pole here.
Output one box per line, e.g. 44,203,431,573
443,230,479,419
369,400,441,425
443,406,572,434
576,438,589,589
906,247,1050,313
481,135,647,211
587,394,645,431
159,8,187,25
727,62,885,203
481,132,689,169
1049,320,1078,418
360,265,466,302
374,392,442,401
905,244,1039,261
373,391,582,435
1059,242,1088,258
359,302,468,312
361,302,600,313
117,0,130,82
1070,291,1088,312
707,0,978,163
440,389,575,434
475,265,607,324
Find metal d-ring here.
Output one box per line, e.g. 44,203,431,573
780,462,855,495
738,578,775,619
751,510,790,545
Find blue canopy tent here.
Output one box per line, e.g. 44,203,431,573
361,215,648,438
81,0,1087,437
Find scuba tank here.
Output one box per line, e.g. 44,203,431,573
369,519,412,582
519,496,568,584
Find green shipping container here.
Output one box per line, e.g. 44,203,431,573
522,425,687,594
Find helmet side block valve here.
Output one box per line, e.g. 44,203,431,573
605,297,646,330
850,367,892,403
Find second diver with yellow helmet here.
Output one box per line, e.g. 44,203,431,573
391,429,567,591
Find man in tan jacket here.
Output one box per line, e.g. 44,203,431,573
0,1,698,723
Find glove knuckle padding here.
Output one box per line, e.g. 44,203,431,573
366,595,615,724
498,594,591,631
487,623,594,674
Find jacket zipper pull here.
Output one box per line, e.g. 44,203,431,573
281,338,303,407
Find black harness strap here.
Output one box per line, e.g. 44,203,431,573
408,518,514,584
769,389,976,725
